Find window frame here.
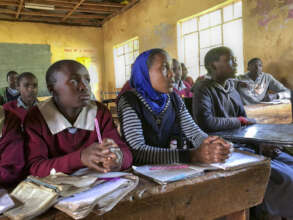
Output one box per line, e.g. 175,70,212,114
113,37,139,88
177,0,243,78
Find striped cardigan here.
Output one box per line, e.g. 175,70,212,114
118,91,208,164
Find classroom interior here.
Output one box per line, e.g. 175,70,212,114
1,0,293,220
1,0,293,99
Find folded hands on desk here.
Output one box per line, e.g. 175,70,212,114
191,136,232,164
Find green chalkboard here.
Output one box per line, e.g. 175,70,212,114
0,43,51,96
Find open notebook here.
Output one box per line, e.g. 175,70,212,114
133,150,265,185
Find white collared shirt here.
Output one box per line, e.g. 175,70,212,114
38,98,97,135
17,96,38,110
7,87,19,96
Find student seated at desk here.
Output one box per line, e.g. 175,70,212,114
192,47,255,132
0,71,20,105
0,106,24,185
25,60,132,177
181,62,194,87
117,48,231,165
172,59,192,98
4,72,38,123
192,46,293,218
236,58,290,105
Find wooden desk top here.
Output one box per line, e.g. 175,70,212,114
34,159,270,220
210,123,293,146
245,103,292,124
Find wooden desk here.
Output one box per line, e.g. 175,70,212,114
210,124,293,147
245,103,292,124
33,159,270,220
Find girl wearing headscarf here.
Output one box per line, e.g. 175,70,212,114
117,48,231,165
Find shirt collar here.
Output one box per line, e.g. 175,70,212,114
7,87,19,96
213,80,231,93
37,98,97,135
0,107,4,138
17,96,38,109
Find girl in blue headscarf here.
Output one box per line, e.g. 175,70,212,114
117,48,231,165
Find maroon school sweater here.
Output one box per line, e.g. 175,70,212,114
25,101,132,177
3,100,27,123
0,110,24,185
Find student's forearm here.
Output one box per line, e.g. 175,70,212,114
178,105,208,148
29,149,84,177
131,144,191,164
0,139,24,184
201,116,241,132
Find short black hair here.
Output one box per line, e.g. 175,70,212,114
6,71,18,80
248,57,262,66
17,72,37,86
172,58,180,67
46,60,87,87
146,48,169,69
204,46,232,74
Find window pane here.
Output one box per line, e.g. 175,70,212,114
182,18,197,35
200,65,207,76
187,65,198,79
125,65,131,80
210,26,222,46
133,50,139,60
115,55,126,88
223,19,243,75
183,33,199,79
199,14,209,30
133,40,139,50
223,4,233,22
125,42,133,53
117,46,124,56
199,47,209,66
114,38,139,88
234,1,242,19
210,10,221,26
199,29,210,48
125,52,133,65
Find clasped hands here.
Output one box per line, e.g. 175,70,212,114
81,138,120,173
191,136,232,164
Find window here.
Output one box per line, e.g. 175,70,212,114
113,37,139,88
177,1,243,79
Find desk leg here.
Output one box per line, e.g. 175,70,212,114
225,209,247,220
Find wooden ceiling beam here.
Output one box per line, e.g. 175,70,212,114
0,1,18,7
53,7,111,15
15,0,24,19
0,8,17,15
102,0,139,24
32,0,124,8
19,16,101,27
62,0,85,21
0,8,105,19
28,1,119,12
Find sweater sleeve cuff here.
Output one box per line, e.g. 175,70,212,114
191,133,208,150
68,149,84,171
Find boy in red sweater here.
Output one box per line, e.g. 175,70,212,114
4,72,38,123
0,107,24,185
25,60,132,177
